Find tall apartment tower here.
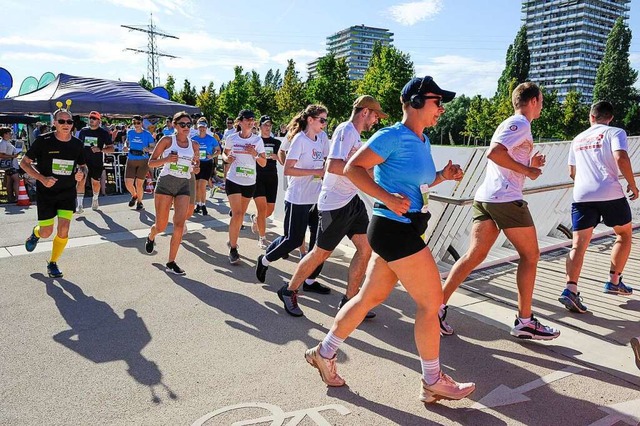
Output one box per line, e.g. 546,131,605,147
308,25,394,80
523,0,631,102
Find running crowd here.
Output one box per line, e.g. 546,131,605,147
16,76,640,403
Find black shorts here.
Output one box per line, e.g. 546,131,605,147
226,179,255,198
36,191,76,221
368,212,431,262
195,160,213,180
571,197,632,231
317,196,369,251
87,161,104,181
253,172,278,203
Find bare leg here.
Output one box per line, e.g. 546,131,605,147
565,227,594,284
345,234,373,299
168,195,190,262
610,222,633,275
503,225,540,318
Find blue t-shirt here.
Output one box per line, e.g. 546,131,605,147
365,122,436,223
162,127,175,136
126,129,155,160
191,134,220,162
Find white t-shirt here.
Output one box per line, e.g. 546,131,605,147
569,124,627,202
0,139,18,169
285,131,329,205
318,122,362,211
222,128,237,146
475,114,533,203
225,132,265,186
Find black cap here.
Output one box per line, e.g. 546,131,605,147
237,109,255,120
401,76,456,104
259,115,272,125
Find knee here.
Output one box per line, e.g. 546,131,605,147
155,221,168,233
310,247,331,262
39,227,53,238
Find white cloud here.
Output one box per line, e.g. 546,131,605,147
387,0,444,26
102,0,195,19
415,55,503,97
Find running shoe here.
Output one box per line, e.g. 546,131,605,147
510,315,560,340
128,196,137,207
47,262,63,278
303,281,331,294
251,214,258,234
258,237,269,250
91,198,99,210
209,187,215,198
255,254,268,282
420,372,476,403
282,253,289,260
439,305,454,335
25,227,40,252
277,285,304,317
194,205,201,214
604,281,633,295
182,223,188,236
229,246,240,265
145,236,155,254
201,205,208,216
304,343,345,387
338,295,376,319
165,261,186,275
76,205,84,215
558,288,588,313
136,201,144,211
631,336,640,370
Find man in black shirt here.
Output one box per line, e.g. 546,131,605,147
75,111,113,212
21,108,87,278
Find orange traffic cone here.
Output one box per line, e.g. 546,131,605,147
16,178,30,206
144,175,154,194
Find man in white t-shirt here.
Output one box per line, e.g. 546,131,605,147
0,128,21,202
559,101,638,314
276,96,387,318
440,82,560,341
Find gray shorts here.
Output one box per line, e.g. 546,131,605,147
155,174,190,198
472,200,534,229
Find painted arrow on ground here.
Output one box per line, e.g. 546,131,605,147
588,398,640,426
471,365,583,410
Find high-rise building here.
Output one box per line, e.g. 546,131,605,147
307,25,394,80
523,0,631,102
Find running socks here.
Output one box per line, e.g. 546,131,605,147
304,278,315,285
609,270,622,285
319,331,344,359
76,194,83,207
92,193,99,202
50,235,68,263
261,256,270,267
566,281,578,294
421,358,441,386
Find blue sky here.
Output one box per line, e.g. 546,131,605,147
1,0,639,98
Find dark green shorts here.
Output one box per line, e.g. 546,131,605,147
472,200,534,229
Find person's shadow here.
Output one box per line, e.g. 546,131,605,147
31,273,177,403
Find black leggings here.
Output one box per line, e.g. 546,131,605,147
265,201,323,279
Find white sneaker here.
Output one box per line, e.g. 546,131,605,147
251,214,258,234
182,223,188,236
258,237,269,250
76,204,84,214
91,198,99,210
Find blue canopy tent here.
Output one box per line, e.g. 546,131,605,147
0,73,200,117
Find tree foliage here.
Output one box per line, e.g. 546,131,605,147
306,54,354,127
138,75,152,91
562,91,589,140
217,66,251,120
531,88,563,140
428,95,471,145
165,74,176,101
496,25,530,99
275,59,307,123
196,82,219,124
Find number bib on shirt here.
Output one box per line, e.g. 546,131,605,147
52,158,75,176
264,146,274,157
84,136,98,147
420,184,430,213
199,149,208,159
169,156,191,176
235,165,255,178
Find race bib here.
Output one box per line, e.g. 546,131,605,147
169,156,191,176
199,149,208,159
265,146,274,157
420,184,430,213
52,158,75,176
235,165,255,178
0,158,12,169
84,136,98,147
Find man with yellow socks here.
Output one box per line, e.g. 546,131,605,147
20,107,87,278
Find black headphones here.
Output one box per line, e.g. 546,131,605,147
409,76,433,110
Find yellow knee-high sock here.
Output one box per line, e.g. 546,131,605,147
50,235,68,263
34,225,41,238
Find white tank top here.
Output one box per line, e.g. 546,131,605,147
159,134,195,179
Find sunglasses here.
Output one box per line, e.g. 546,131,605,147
176,122,193,128
89,117,99,121
423,96,443,107
316,117,328,124
57,119,74,125
133,120,142,124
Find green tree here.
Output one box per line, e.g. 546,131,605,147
532,88,563,140
306,54,353,126
593,17,638,127
138,75,152,90
196,82,218,123
176,79,197,105
463,95,495,145
275,59,307,122
427,95,471,145
562,90,589,140
623,102,640,135
496,25,530,99
357,42,414,123
165,74,176,101
217,66,251,119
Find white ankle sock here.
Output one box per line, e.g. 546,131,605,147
77,195,83,205
421,358,440,386
305,278,315,285
518,316,532,324
319,331,344,359
609,271,621,285
566,283,578,294
92,194,99,201
261,256,270,266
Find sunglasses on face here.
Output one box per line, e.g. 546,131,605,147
89,117,99,121
176,122,193,128
133,121,141,124
423,96,443,107
57,119,74,125
316,117,328,124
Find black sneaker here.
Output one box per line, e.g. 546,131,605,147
229,246,240,264
47,261,63,278
165,261,186,275
303,281,331,294
277,284,304,317
145,236,155,254
201,205,208,216
128,196,137,207
194,205,201,214
256,254,268,282
136,201,144,211
282,253,289,260
338,295,376,319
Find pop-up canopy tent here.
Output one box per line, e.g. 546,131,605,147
0,73,200,117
